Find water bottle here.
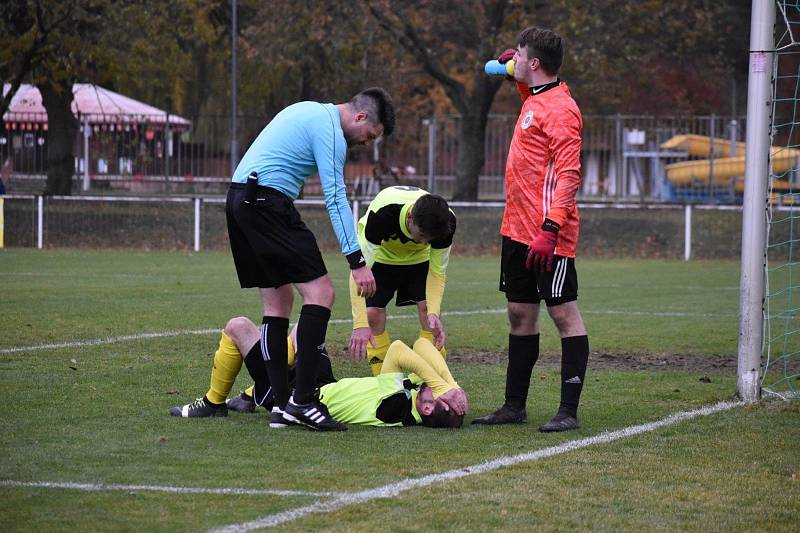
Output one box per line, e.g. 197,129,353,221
484,59,515,77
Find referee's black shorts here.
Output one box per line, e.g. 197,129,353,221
499,236,579,306
226,184,327,288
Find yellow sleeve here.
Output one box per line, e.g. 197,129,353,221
349,273,369,329
382,340,454,398
425,269,446,317
412,337,457,388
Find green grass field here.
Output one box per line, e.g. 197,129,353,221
1,249,798,531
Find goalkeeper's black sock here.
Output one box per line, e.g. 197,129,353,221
505,334,540,410
294,304,331,405
558,335,589,417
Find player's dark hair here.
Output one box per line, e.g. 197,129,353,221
351,87,395,136
411,194,452,242
420,397,464,429
517,27,564,76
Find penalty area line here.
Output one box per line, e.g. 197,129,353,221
211,399,744,532
0,480,339,498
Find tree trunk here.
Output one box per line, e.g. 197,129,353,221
453,110,489,200
39,81,77,195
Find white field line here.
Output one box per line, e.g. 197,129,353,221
0,480,338,498
212,399,744,532
0,307,734,355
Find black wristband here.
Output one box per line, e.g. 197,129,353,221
542,218,560,234
346,250,366,269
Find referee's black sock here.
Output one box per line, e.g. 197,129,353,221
294,304,331,405
505,334,540,410
558,335,589,418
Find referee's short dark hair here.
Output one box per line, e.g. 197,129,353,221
351,87,395,136
518,27,564,76
411,194,452,242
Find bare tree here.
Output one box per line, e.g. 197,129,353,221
367,0,520,200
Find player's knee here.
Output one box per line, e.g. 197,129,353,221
224,316,254,340
507,308,528,330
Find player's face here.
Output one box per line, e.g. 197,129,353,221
416,385,436,416
406,216,431,244
513,45,538,82
345,113,384,147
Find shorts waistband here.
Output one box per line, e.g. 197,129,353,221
229,183,288,197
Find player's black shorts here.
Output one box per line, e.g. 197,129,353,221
226,183,327,288
499,236,578,306
366,261,428,308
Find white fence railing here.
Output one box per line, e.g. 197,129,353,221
2,194,779,261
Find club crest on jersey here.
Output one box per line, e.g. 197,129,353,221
521,111,534,130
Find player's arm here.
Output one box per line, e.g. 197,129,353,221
312,120,375,295
382,341,454,398
543,111,582,226
412,337,458,388
425,211,456,317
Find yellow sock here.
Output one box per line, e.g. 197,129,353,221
418,329,447,359
367,330,391,376
205,332,243,404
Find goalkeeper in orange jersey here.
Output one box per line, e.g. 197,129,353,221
472,27,589,432
169,316,466,428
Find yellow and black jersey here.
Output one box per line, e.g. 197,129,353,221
350,186,457,327
357,186,456,272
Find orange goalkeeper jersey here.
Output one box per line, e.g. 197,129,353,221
501,81,583,257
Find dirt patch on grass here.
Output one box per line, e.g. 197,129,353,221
449,350,737,373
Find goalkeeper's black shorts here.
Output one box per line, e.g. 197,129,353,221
499,236,578,305
366,261,429,308
226,184,327,288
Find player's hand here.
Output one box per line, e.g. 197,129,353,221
426,314,446,350
497,48,516,63
525,219,560,272
438,388,468,416
351,265,376,298
348,327,376,360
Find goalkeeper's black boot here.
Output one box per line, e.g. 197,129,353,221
226,391,257,413
282,397,347,431
538,412,580,432
169,397,227,418
471,404,527,425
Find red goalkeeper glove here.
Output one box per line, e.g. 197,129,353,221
497,48,516,81
497,48,516,63
525,219,560,272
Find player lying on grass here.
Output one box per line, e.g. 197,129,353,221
169,317,468,428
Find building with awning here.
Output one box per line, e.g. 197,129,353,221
2,83,191,130
2,84,193,191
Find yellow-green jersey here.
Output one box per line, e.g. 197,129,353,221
357,186,455,270
319,372,423,426
350,186,457,327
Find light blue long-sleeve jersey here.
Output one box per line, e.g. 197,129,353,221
231,101,360,257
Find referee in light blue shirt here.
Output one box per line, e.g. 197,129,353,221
225,88,395,431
